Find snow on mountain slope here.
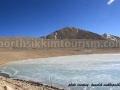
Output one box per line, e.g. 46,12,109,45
102,33,120,41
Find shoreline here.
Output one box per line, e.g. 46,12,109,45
0,73,10,78
0,75,65,90
0,48,120,65
13,78,65,90
0,49,120,90
0,66,65,90
0,72,64,90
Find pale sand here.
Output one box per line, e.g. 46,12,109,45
0,48,120,90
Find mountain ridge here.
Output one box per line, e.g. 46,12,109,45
40,27,107,40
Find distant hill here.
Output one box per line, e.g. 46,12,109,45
40,27,106,40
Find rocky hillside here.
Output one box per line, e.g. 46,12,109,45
41,27,106,40
102,33,120,41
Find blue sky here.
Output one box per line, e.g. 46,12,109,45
0,0,120,37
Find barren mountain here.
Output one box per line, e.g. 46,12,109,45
42,27,106,40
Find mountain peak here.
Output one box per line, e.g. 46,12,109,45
43,27,106,40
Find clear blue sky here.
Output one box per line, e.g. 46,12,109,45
0,0,120,37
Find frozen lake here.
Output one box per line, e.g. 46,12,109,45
0,54,120,90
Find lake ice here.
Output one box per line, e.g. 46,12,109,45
0,54,120,90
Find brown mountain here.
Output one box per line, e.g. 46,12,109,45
43,27,106,40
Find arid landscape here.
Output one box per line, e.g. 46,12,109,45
0,27,120,90
0,27,120,65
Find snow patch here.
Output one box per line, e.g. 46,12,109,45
106,34,117,41
55,32,57,35
69,27,73,31
55,35,57,39
76,28,79,32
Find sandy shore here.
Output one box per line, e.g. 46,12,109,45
0,48,120,65
0,48,120,90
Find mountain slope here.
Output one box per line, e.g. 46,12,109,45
44,27,106,40
102,33,120,41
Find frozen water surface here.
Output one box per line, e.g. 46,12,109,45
0,54,120,90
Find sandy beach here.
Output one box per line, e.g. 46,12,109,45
0,48,120,90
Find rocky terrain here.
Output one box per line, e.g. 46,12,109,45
40,27,106,40
0,76,64,90
102,33,120,41
39,27,120,41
